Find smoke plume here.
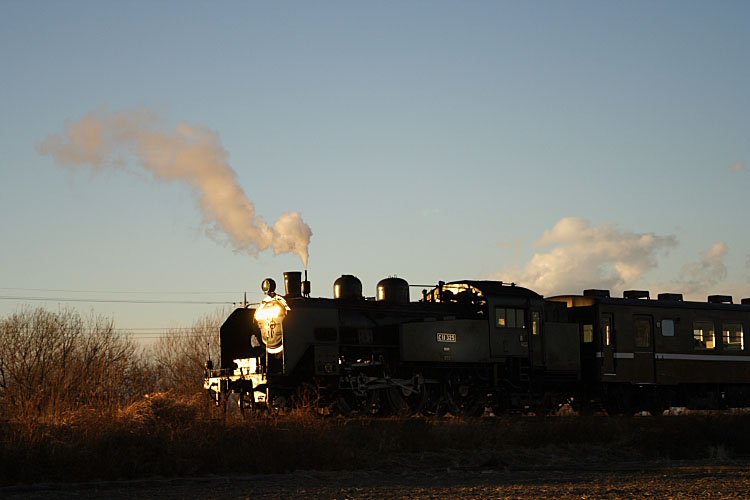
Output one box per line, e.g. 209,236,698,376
492,217,677,296
37,109,312,267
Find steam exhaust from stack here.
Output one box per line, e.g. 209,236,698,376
37,108,312,267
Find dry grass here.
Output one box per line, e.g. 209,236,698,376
3,308,750,486
2,394,750,486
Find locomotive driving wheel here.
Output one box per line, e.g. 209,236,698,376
334,388,391,416
420,382,449,416
365,388,392,416
385,373,427,415
446,372,487,417
333,391,358,416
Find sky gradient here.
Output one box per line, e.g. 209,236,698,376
1,1,749,342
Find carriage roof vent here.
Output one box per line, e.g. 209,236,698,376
742,298,750,305
623,290,650,299
583,289,610,298
658,293,683,301
707,295,733,304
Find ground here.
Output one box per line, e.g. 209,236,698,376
3,461,749,499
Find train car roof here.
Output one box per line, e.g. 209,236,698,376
548,293,750,313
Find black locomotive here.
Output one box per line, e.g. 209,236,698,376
204,271,750,415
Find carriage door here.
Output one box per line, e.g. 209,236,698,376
633,315,655,384
601,313,615,375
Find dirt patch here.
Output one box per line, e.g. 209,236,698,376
3,460,750,500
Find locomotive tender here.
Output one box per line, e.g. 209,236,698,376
204,271,750,414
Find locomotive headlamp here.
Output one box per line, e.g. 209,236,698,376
254,295,290,353
261,278,276,296
255,303,283,321
254,296,289,321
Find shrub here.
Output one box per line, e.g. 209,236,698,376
150,310,222,394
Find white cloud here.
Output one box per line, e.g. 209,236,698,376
674,242,728,296
491,217,677,296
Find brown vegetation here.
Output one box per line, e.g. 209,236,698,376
0,308,153,421
1,306,750,487
3,398,750,485
150,310,222,394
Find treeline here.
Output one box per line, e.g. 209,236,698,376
0,306,221,422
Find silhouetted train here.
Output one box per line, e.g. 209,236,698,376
204,271,750,415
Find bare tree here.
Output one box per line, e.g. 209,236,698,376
150,309,223,394
0,307,152,421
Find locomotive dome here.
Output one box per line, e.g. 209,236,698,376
376,277,410,304
334,274,363,300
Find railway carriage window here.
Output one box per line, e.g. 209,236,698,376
634,318,651,348
583,324,594,343
723,323,744,350
532,311,540,335
495,308,526,328
662,319,675,337
601,316,612,346
693,321,715,350
602,318,612,345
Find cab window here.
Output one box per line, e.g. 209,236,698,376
496,308,525,328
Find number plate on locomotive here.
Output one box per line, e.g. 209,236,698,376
437,333,456,342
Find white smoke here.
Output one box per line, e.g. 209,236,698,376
37,109,312,267
491,217,677,296
674,242,728,296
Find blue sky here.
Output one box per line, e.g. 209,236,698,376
1,1,749,340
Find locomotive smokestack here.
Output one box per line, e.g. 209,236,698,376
301,269,311,298
284,271,302,298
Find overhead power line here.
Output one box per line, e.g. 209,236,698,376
0,295,233,305
0,287,241,295
119,326,217,331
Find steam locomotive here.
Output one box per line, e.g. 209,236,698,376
204,271,750,415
